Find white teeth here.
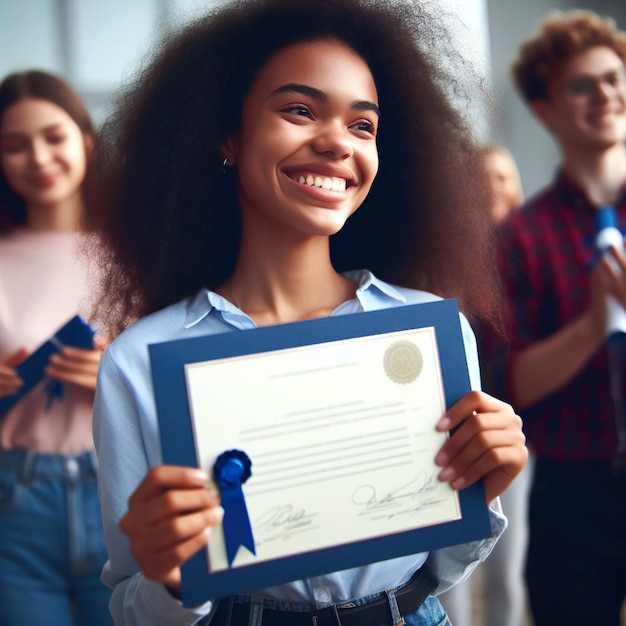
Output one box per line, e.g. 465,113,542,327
296,174,347,191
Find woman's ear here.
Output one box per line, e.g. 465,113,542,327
83,133,95,158
221,135,238,166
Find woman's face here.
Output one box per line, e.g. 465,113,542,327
0,98,89,216
484,150,522,223
225,38,379,240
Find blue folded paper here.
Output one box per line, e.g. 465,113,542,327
0,315,95,415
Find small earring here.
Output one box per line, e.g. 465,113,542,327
222,157,230,174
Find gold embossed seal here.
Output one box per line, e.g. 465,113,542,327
383,340,423,384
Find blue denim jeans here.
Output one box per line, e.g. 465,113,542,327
405,596,452,626
215,592,451,626
0,448,112,626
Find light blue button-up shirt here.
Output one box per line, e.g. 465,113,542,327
94,269,506,626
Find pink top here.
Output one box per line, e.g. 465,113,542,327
0,228,97,453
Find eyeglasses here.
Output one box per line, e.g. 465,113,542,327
561,67,626,100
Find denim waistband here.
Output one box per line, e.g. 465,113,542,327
0,448,98,483
212,566,438,626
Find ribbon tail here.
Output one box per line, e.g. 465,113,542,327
222,485,256,567
44,380,64,413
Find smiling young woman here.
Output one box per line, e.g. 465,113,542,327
84,1,528,625
0,71,111,626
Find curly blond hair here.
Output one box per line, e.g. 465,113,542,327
512,10,626,102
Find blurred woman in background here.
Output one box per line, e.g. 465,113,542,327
0,70,111,626
481,144,524,224
440,143,530,626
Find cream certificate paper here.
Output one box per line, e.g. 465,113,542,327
185,326,461,572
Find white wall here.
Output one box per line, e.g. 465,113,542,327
1,0,625,196
0,0,490,125
0,0,221,124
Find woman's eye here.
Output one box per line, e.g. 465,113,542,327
283,105,312,118
351,120,376,135
46,133,66,145
1,142,25,155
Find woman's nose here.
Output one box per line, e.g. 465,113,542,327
311,122,354,160
29,139,52,166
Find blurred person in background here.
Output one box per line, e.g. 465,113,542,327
480,145,523,224
502,10,626,626
0,70,112,626
440,144,531,626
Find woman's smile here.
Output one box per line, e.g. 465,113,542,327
294,174,348,192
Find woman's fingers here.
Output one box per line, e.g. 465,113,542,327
44,346,103,390
3,348,28,367
126,504,224,585
435,390,528,502
0,368,23,397
128,465,210,503
134,519,217,586
119,465,224,587
0,348,28,398
123,481,220,531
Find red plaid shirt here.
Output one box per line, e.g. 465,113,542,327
498,170,626,461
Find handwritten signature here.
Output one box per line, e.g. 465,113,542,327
254,504,319,543
351,471,440,519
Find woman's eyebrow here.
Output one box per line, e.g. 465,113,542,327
1,123,64,139
270,83,380,117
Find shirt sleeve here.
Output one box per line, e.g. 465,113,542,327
429,499,507,595
94,349,215,625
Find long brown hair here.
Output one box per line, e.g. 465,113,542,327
86,0,497,337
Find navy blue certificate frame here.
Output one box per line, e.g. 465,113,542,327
150,299,491,606
0,315,95,415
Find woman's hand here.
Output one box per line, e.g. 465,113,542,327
44,337,107,392
119,465,224,595
434,390,528,503
0,348,28,399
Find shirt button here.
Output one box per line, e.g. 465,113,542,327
315,589,331,603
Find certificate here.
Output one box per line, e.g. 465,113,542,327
150,299,491,606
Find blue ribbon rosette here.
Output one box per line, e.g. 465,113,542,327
213,449,256,566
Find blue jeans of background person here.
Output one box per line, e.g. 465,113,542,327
0,448,112,626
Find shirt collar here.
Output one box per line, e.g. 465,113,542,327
345,269,407,310
182,269,407,330
554,168,626,212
